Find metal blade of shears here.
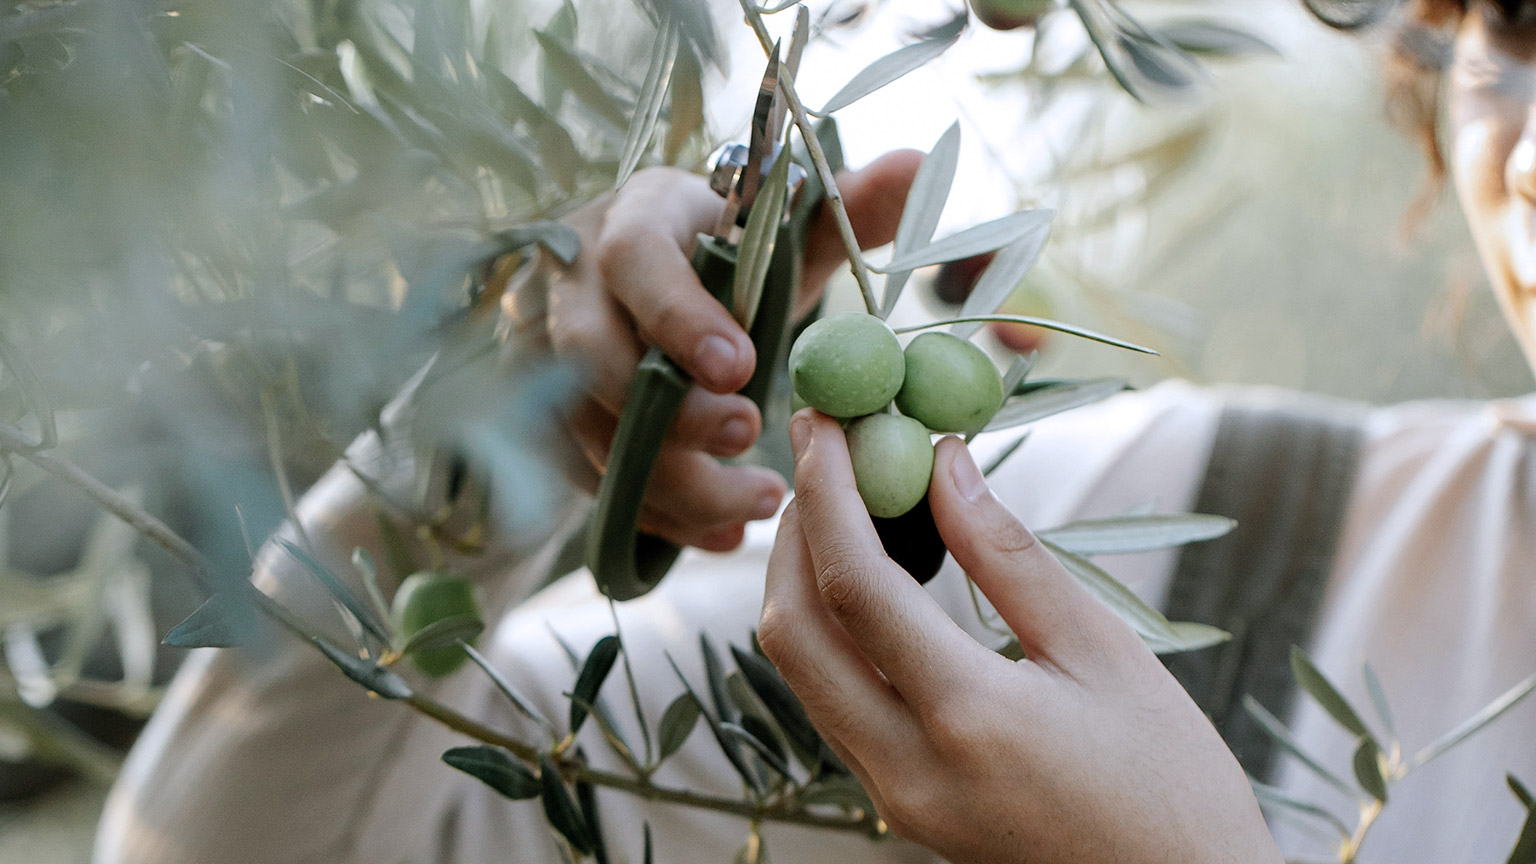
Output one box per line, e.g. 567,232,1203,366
734,43,780,220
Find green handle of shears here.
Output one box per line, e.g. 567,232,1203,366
588,120,843,602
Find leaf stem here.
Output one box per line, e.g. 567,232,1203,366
735,0,880,317
1339,797,1383,863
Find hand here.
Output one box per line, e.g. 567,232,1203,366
505,154,921,552
758,411,1283,864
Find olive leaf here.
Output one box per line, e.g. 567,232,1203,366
1039,514,1235,557
897,315,1151,355
576,776,611,864
1353,738,1388,802
733,142,793,329
397,614,484,657
816,12,964,116
720,721,793,779
980,433,1029,477
699,634,738,724
642,823,654,864
534,29,630,130
442,745,541,799
875,209,1052,275
541,0,579,111
1290,646,1374,744
608,603,652,763
460,641,555,735
1512,775,1536,810
881,121,960,317
1362,662,1397,744
1158,20,1278,58
350,548,393,635
615,20,680,190
570,635,622,737
1507,794,1536,864
539,753,596,855
982,378,1130,433
312,636,413,700
1409,672,1536,771
494,222,582,266
1249,779,1352,839
1243,695,1357,798
1044,542,1229,654
162,593,254,649
655,691,701,765
665,651,765,795
798,775,875,811
730,644,823,771
278,539,392,646
663,46,704,164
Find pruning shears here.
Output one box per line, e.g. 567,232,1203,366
588,14,842,601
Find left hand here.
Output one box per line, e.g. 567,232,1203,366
758,410,1282,864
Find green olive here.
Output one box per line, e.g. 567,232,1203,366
846,413,934,519
895,332,1005,433
968,0,1054,30
789,312,905,419
392,571,481,678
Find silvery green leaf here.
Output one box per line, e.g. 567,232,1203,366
664,47,704,164
730,644,822,770
881,121,960,316
1362,662,1396,743
608,604,651,763
539,753,596,855
534,29,630,130
699,634,738,724
1410,673,1536,770
876,209,1052,275
1044,542,1230,654
1300,0,1393,30
1001,351,1035,395
1243,695,1356,798
981,433,1029,477
666,651,764,795
615,21,679,191
734,145,793,329
1158,20,1278,58
278,539,391,646
949,220,1054,340
982,378,1129,433
350,548,392,638
797,775,874,810
312,636,412,700
816,13,964,115
1353,738,1388,802
1290,647,1374,743
461,642,554,734
1039,514,1235,556
1117,32,1198,89
541,0,579,111
1069,0,1143,101
898,315,1151,354
570,635,621,737
721,721,792,778
1508,799,1536,864
656,692,701,764
495,222,581,265
162,593,254,649
442,745,541,799
1514,775,1536,810
1249,780,1352,838
397,614,484,657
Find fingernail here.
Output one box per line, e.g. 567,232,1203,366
693,335,739,388
713,417,754,455
788,414,811,457
951,445,988,503
752,491,782,520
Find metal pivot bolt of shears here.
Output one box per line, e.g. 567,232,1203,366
587,15,841,601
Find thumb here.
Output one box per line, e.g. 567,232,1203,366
799,149,924,314
927,436,1132,668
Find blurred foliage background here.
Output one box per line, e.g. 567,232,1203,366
1,0,1532,859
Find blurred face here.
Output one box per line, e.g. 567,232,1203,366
1447,1,1536,373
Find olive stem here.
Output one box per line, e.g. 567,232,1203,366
736,0,881,317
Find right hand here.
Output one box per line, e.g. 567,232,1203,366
506,154,921,553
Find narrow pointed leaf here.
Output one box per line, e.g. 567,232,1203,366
981,433,1030,477
577,777,610,864
616,21,680,190
565,692,641,770
982,378,1130,433
162,593,254,648
817,13,964,115
642,823,654,864
664,47,704,164
539,754,596,855
882,122,960,316
798,775,875,810
1046,543,1229,654
1353,738,1388,801
278,539,391,645
1512,774,1536,810
734,145,793,329
350,548,393,637
1159,20,1278,57
608,604,652,762
731,646,823,765
1040,514,1236,556
665,651,764,795
443,745,541,799
656,692,701,763
397,615,484,658
1362,662,1397,743
1411,673,1536,769
876,210,1052,275
570,635,622,736
899,314,1153,354
312,637,413,700
721,721,792,779
534,29,630,130
1508,804,1536,864
1290,647,1374,743
495,222,581,265
1250,780,1352,838
953,227,1053,341
699,634,737,723
1243,695,1356,798
461,642,553,733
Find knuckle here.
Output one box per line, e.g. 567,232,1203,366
986,514,1038,558
814,552,877,620
643,295,701,346
879,783,944,838
595,228,653,286
755,603,801,673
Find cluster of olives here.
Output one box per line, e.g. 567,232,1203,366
788,312,1004,519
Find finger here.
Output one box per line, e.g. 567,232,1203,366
599,169,755,393
672,389,761,458
649,449,785,527
800,150,925,312
787,411,983,699
546,278,645,416
759,503,914,762
927,436,1137,670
